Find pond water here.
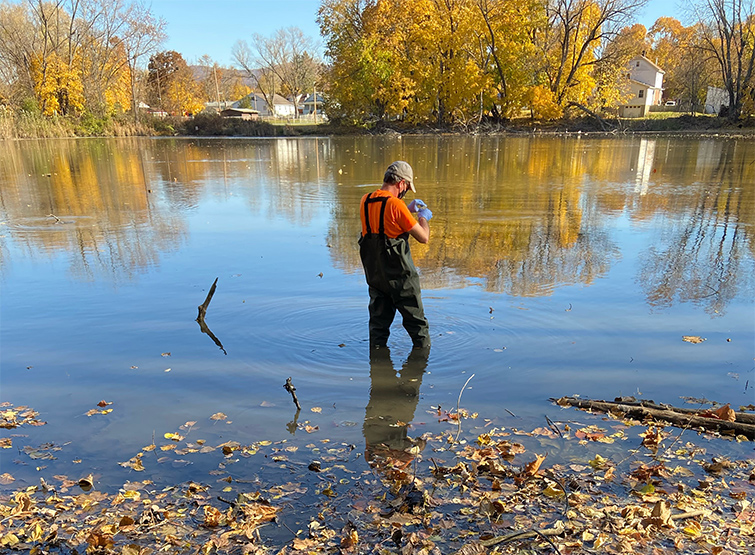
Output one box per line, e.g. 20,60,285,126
1,135,753,497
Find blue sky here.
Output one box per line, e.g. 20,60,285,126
150,0,680,65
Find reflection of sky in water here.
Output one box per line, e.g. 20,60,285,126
0,136,753,492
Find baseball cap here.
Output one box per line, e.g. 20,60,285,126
385,161,415,192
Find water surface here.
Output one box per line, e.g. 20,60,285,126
1,135,753,491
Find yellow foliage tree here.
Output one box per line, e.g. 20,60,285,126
30,51,85,116
528,84,563,120
536,0,647,111
475,0,545,120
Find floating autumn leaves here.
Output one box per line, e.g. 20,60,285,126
86,400,113,416
2,399,754,555
682,335,706,343
0,402,46,429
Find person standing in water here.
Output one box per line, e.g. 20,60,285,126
358,161,432,349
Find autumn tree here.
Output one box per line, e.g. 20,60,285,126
592,23,649,110
474,0,543,120
317,0,410,122
647,17,710,110
0,0,165,117
534,0,648,115
691,0,755,119
147,50,203,114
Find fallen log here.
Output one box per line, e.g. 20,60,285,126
552,396,755,440
607,399,755,425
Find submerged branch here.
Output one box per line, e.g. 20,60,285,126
553,396,755,439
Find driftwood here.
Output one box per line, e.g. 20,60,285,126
553,396,755,439
284,377,301,411
196,277,218,322
195,277,226,354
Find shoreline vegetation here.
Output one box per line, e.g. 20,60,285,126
2,111,755,141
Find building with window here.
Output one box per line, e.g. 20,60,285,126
619,56,665,118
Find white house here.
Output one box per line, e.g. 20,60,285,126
234,93,295,118
619,56,665,118
704,86,729,115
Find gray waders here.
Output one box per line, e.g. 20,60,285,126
359,193,430,348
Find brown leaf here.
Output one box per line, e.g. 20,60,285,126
711,404,736,422
340,524,358,549
78,474,94,491
210,412,227,421
682,335,706,344
203,505,223,527
521,453,546,477
0,472,15,484
455,543,488,555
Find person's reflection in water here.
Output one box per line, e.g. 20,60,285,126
363,346,429,475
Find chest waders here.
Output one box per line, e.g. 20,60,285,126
359,193,430,348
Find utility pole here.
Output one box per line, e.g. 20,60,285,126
313,86,317,124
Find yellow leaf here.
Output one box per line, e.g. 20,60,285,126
683,525,701,537
311,407,322,413
639,483,656,494
477,433,492,446
0,533,20,547
589,454,608,469
543,484,565,498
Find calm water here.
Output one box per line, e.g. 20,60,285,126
1,135,753,492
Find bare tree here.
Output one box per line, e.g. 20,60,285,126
234,26,320,117
232,39,278,114
0,2,39,99
119,1,166,116
692,0,755,119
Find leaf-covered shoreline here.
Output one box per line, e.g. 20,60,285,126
1,400,753,554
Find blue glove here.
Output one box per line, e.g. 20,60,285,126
407,199,426,213
417,207,433,221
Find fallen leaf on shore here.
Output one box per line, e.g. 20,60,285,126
699,404,736,422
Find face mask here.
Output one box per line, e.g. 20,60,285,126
397,180,408,199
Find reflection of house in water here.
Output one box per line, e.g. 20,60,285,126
634,138,656,196
695,140,725,174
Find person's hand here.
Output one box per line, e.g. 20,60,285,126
417,207,433,221
407,199,426,213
